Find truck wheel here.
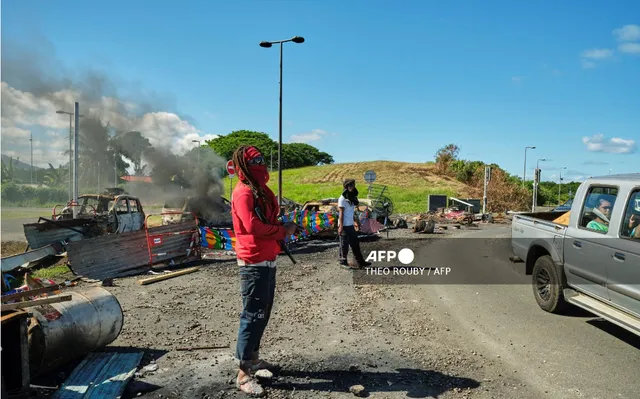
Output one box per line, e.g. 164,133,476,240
532,255,567,314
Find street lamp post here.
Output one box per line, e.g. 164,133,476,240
523,146,535,187
57,109,84,201
558,166,567,205
532,158,547,212
259,35,305,214
192,140,201,164
29,132,33,184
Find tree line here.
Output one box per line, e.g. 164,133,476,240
205,130,334,169
434,143,580,208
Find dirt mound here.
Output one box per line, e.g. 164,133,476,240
298,161,469,191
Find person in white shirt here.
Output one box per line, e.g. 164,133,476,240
338,179,371,269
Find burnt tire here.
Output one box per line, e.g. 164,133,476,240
532,255,568,314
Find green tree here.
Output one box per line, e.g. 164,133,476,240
44,163,68,187
1,157,16,183
434,144,460,174
205,130,334,169
205,130,277,161
113,131,152,175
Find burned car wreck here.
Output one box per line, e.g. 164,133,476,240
23,188,146,250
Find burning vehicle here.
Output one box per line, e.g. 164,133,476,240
23,188,146,251
161,195,232,227
53,188,146,233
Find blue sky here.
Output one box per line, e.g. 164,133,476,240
1,0,638,182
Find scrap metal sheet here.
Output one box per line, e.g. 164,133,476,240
67,221,197,281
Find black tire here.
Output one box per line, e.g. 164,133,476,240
532,255,568,314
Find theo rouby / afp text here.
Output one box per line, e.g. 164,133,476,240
363,248,452,277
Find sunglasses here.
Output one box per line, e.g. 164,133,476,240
248,156,266,165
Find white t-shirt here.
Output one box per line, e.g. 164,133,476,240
338,195,355,226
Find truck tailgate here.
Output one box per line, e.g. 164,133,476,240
512,214,567,263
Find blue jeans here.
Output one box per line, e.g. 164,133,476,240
235,266,277,364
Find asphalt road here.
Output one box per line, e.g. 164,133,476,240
407,225,640,399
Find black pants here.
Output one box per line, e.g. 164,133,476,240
339,225,365,264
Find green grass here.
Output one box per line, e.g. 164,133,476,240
1,209,52,220
32,264,72,280
260,162,466,214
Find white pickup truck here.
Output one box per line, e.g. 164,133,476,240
511,173,640,336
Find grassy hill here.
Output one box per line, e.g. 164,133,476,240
261,161,477,214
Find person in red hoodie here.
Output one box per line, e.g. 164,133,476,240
231,145,297,397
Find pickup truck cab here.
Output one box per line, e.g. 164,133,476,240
511,173,640,335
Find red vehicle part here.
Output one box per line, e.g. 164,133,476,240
144,212,199,266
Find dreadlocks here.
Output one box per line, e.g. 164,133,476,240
232,145,271,212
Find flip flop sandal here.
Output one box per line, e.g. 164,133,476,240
236,375,265,397
251,360,278,378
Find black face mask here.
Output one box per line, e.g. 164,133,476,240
343,187,359,206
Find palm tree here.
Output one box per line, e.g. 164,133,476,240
44,163,68,187
1,157,16,183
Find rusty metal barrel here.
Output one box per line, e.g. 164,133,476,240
27,287,124,375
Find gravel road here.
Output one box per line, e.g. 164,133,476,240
74,224,638,399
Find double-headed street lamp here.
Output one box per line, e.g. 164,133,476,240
523,146,535,187
259,35,305,214
56,109,84,201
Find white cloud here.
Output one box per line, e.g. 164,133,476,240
289,129,333,144
582,134,637,154
581,48,614,60
582,160,609,165
618,42,640,54
613,24,640,42
511,76,522,83
1,82,216,160
581,60,596,69
174,132,219,155
2,125,31,139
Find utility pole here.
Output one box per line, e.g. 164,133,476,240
73,102,80,218
114,149,117,188
483,165,491,214
532,158,546,212
523,146,535,187
97,161,101,193
56,109,83,200
29,132,33,184
558,167,566,205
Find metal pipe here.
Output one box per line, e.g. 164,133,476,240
27,287,124,375
278,42,283,214
29,132,33,184
69,115,73,201
73,102,80,218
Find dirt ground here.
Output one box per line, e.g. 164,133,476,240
40,224,532,399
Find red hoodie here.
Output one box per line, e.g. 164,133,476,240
231,182,287,264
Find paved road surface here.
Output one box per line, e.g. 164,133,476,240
409,225,640,398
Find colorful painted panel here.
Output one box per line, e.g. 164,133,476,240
200,227,236,250
279,210,338,243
